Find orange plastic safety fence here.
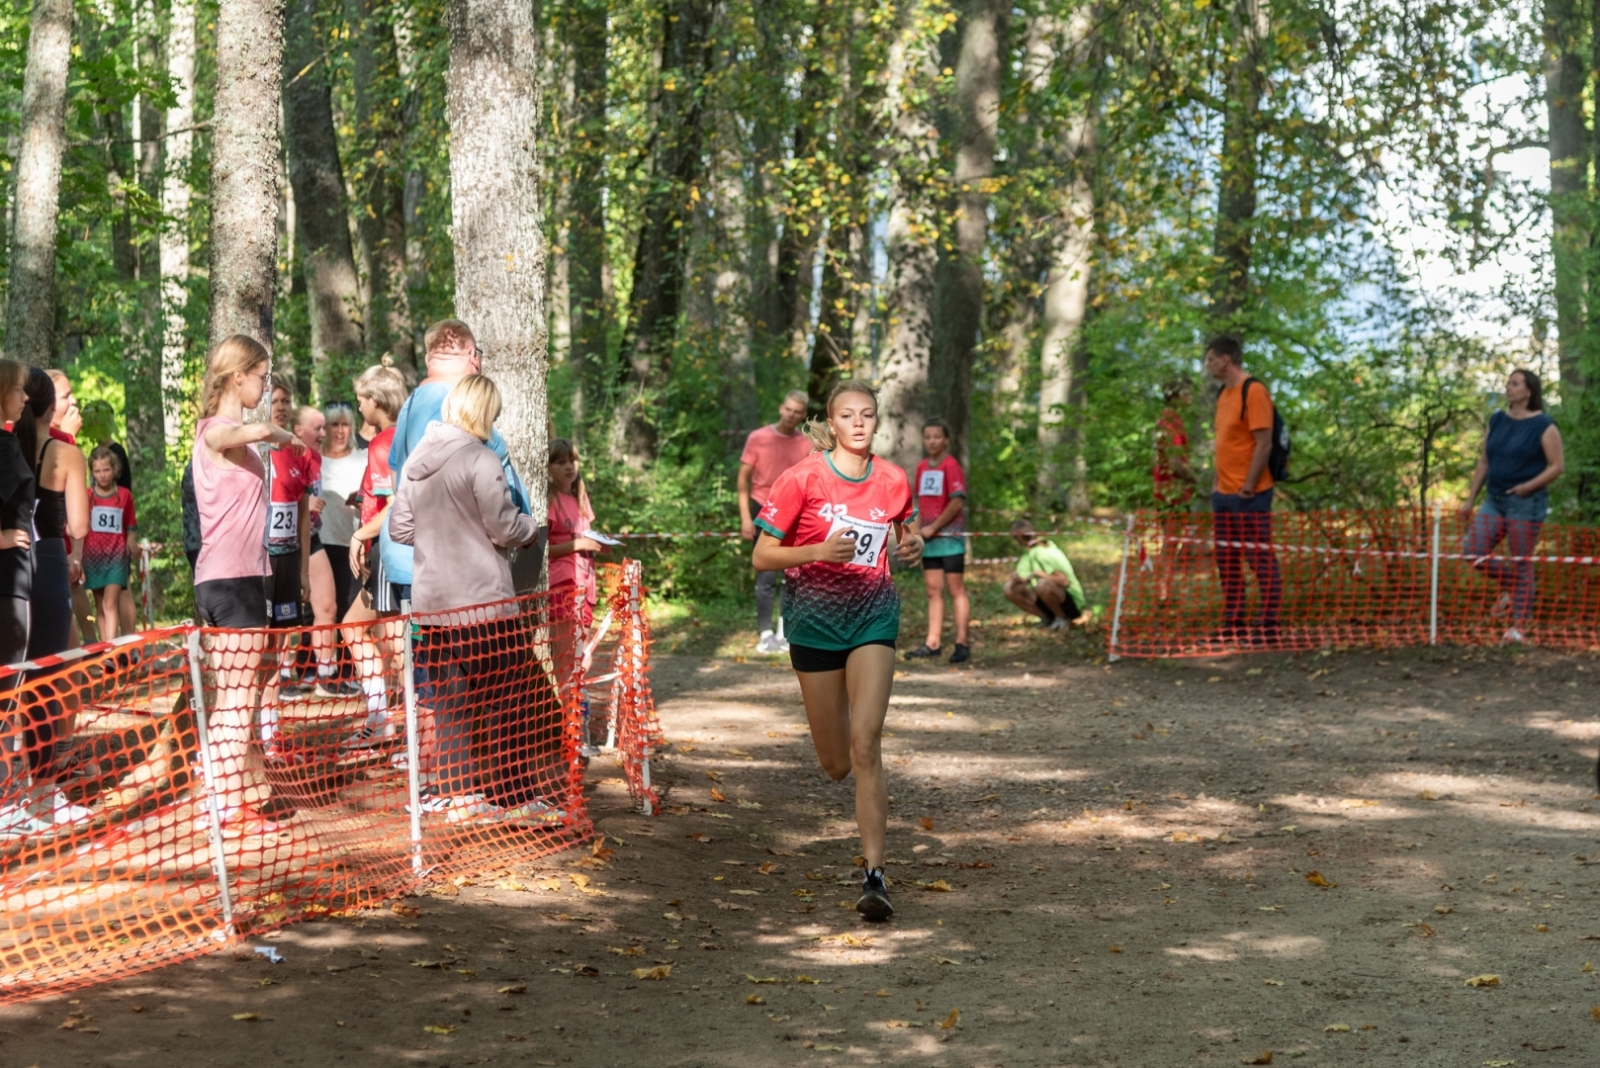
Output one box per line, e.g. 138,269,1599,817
1,563,664,1004
1108,507,1600,657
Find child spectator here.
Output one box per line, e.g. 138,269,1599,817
548,438,601,691
83,445,136,642
905,417,970,663
1004,520,1089,630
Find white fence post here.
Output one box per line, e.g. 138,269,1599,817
628,561,654,816
402,620,423,876
1107,514,1135,663
139,540,154,629
1429,503,1442,646
185,628,235,934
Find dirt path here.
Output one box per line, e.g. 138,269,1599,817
3,645,1599,1067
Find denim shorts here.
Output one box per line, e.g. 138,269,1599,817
1482,488,1548,524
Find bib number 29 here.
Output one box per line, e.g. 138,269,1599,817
826,515,890,569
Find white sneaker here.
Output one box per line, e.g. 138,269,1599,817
1048,617,1070,631
755,630,778,654
1501,627,1525,645
0,801,53,839
48,790,92,824
445,794,494,823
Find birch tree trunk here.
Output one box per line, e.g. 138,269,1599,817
566,0,609,434
446,0,547,495
161,0,196,448
929,0,1004,460
1034,8,1095,512
394,4,428,368
283,0,364,399
874,7,941,473
1208,0,1267,328
4,0,75,367
209,0,284,381
126,12,165,470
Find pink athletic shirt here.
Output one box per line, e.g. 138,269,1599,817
740,424,813,506
192,416,270,583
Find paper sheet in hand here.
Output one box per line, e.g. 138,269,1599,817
582,529,623,547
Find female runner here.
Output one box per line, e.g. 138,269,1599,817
751,380,921,921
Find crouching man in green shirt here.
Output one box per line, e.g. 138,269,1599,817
1004,520,1090,631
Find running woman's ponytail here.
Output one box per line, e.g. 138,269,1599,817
802,379,879,452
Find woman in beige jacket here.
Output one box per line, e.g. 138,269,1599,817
390,375,552,823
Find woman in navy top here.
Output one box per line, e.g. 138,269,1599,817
1459,368,1564,642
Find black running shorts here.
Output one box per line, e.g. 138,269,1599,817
195,576,269,629
788,640,896,674
267,552,302,625
921,553,965,573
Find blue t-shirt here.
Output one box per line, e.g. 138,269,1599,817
378,381,530,584
1485,410,1554,495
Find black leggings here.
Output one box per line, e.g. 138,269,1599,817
0,595,28,667
28,538,75,660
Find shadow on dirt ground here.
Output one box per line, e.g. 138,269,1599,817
3,641,1599,1068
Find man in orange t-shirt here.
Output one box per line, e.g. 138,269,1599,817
738,391,813,653
1206,335,1281,642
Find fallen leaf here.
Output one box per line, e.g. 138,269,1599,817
747,995,766,1005
813,1045,843,1052
714,899,754,911
497,984,527,994
737,799,763,809
796,975,820,984
423,1024,457,1035
704,770,722,782
233,1013,262,1022
1434,905,1453,914
495,878,530,891
1592,1005,1600,1020
729,889,760,896
1483,1062,1517,1067
1323,1023,1350,1032
747,974,785,984
632,965,672,980
934,956,961,966
536,877,562,892
919,879,953,892
688,833,712,843
390,903,420,918
710,788,727,803
662,911,684,921
874,989,892,997
817,933,874,947
919,817,934,831
1108,945,1124,953
1305,871,1337,889
410,959,458,970
1242,1053,1273,1065
1464,974,1500,987
757,861,779,875
1418,790,1439,801
941,1008,960,1030
1264,979,1283,986
1216,833,1241,845
1535,924,1550,933
768,1014,791,1022
1339,799,1379,808
886,1019,920,1028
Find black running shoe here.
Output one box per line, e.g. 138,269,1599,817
948,644,970,664
856,867,893,922
903,644,942,660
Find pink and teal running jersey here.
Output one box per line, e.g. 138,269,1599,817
755,451,914,651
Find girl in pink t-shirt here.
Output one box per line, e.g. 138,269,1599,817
547,440,601,692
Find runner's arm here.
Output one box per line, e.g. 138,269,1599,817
204,420,293,451
752,528,856,570
893,521,924,565
1239,427,1271,498
737,463,755,539
920,496,963,540
1460,433,1489,515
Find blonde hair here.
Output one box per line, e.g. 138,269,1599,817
442,374,501,442
270,372,293,398
801,379,878,451
200,335,269,418
353,359,408,418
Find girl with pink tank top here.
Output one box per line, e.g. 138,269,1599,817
190,336,299,840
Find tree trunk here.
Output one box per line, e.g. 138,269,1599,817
618,0,714,466
446,0,548,494
761,43,826,381
126,12,165,471
929,0,1005,461
1034,8,1095,512
283,0,364,399
209,0,284,391
394,4,428,368
1546,0,1587,390
567,0,609,435
1208,0,1268,329
874,10,941,473
161,0,196,448
4,0,75,367
347,0,414,379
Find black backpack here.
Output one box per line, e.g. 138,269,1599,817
1240,377,1290,482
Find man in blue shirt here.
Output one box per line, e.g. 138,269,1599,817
380,319,530,607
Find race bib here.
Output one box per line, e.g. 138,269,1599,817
826,513,891,569
918,469,945,497
269,501,298,540
90,505,124,535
